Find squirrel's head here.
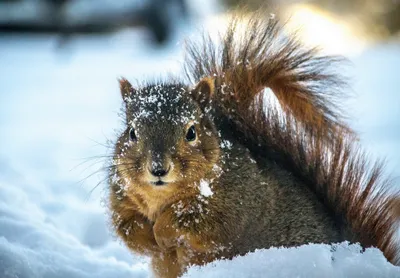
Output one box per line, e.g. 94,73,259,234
113,78,220,194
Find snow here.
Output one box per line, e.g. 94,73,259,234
184,243,400,278
220,139,233,150
0,2,399,278
199,179,213,197
0,164,149,278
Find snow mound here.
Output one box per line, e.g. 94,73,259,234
0,171,149,278
184,242,400,278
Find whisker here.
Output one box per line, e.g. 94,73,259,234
69,154,116,173
86,134,115,149
84,164,141,201
84,176,110,202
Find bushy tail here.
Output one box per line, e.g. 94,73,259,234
184,10,349,138
184,10,400,264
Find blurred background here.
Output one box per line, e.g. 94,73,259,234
0,0,399,277
2,0,400,43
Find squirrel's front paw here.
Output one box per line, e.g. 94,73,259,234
153,210,210,254
153,211,180,251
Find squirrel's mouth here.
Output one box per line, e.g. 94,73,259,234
150,180,168,186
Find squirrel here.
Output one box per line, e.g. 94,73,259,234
107,10,400,278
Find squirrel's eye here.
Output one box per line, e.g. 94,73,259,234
129,128,137,142
186,125,196,142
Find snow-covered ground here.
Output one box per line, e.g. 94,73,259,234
0,4,400,278
184,242,400,278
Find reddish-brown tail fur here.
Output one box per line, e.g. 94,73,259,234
184,10,400,264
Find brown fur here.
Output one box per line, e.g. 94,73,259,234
107,10,400,278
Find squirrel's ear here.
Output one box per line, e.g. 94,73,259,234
119,77,135,102
191,77,215,107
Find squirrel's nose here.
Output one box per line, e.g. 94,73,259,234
149,165,171,177
151,168,168,177
148,152,171,178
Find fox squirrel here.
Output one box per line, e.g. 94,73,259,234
107,10,400,278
